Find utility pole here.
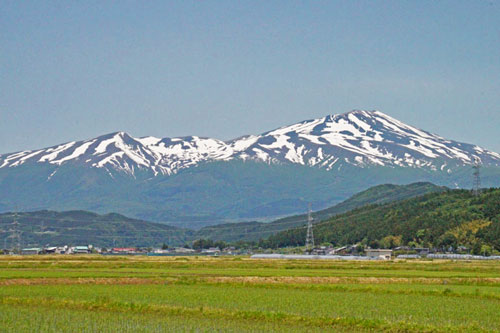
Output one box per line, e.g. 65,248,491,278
472,162,481,197
305,203,314,254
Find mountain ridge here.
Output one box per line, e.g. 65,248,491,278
0,182,447,247
194,182,447,242
2,110,499,178
0,209,190,248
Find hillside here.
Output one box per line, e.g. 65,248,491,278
0,183,446,248
0,210,190,248
264,188,500,252
193,182,446,242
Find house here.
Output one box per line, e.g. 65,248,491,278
201,247,221,255
112,247,137,254
21,248,42,255
414,248,430,255
73,246,90,254
56,246,68,254
152,248,171,254
365,249,392,260
311,246,331,255
329,246,348,255
223,246,236,253
44,247,58,254
174,247,195,253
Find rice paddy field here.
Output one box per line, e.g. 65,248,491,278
1,256,500,332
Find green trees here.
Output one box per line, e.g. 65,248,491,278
379,235,402,249
192,239,227,250
438,233,457,248
265,188,500,250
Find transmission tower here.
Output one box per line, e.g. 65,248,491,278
472,162,481,197
11,212,21,252
305,203,314,254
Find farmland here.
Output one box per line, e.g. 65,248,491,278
1,256,500,332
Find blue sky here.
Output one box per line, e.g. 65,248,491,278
1,1,499,154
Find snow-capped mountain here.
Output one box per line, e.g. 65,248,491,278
1,110,500,225
1,110,499,177
0,131,234,176
230,110,500,169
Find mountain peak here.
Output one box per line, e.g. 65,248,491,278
232,110,500,170
343,109,377,114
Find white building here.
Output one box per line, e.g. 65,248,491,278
174,247,195,253
21,248,42,255
365,249,392,260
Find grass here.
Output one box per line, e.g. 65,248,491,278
1,256,500,332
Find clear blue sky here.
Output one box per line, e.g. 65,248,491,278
1,1,499,154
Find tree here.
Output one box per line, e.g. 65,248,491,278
192,239,214,250
415,229,427,243
472,241,482,255
407,241,419,248
214,240,227,249
438,232,457,249
379,235,402,249
480,244,492,257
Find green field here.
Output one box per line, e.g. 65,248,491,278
1,256,500,332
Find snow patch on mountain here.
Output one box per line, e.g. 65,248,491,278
1,110,499,177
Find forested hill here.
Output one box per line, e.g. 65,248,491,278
263,188,500,252
194,182,446,242
0,210,190,248
0,183,446,248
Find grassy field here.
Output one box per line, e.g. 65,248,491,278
0,256,500,332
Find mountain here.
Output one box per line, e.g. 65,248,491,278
263,188,500,252
194,182,447,242
1,110,499,226
0,210,190,248
2,110,499,174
